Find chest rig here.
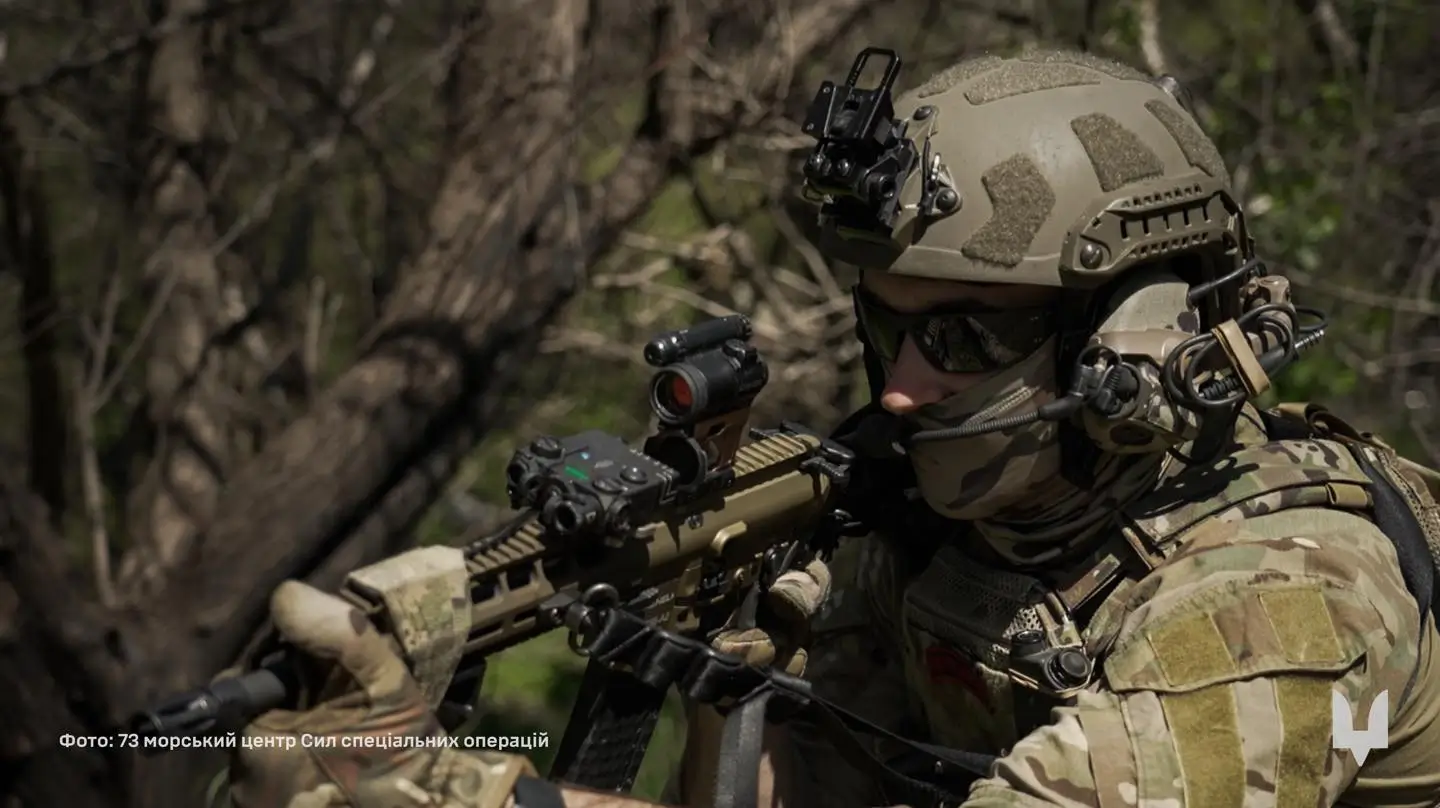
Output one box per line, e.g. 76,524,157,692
898,402,1440,748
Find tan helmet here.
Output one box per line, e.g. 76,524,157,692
807,49,1248,315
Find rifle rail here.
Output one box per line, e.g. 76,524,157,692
344,428,825,665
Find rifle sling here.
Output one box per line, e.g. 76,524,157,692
548,659,666,791
713,687,772,808
559,604,994,808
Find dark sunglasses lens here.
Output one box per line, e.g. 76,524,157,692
855,290,1054,373
913,309,1053,372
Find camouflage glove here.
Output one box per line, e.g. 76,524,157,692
230,581,534,808
710,558,831,676
666,560,832,807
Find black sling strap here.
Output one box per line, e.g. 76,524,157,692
556,598,995,808
548,660,667,791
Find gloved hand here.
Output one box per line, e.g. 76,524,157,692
709,558,832,676
229,580,535,808
668,558,840,800
666,559,832,807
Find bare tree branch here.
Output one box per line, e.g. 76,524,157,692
1299,0,1360,72
118,0,240,598
301,0,877,617
150,0,594,680
0,0,257,99
1134,0,1167,74
0,105,68,523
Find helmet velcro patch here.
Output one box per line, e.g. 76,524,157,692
963,61,1100,105
960,154,1055,267
914,54,1004,98
1070,113,1166,193
1145,99,1228,179
1018,49,1150,82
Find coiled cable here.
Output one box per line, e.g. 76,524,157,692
1160,304,1327,411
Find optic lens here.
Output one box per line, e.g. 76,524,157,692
648,366,705,426
669,375,693,410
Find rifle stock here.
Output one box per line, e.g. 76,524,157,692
129,315,855,751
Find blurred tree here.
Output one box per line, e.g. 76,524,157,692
0,0,882,804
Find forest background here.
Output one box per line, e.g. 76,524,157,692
1,0,1436,805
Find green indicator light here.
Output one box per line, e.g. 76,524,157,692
564,466,590,481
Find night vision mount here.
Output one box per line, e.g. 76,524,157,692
800,48,957,239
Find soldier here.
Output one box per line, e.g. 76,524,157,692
230,49,1440,808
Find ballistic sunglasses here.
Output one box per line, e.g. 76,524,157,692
853,285,1057,374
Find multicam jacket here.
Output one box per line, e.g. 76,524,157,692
786,407,1440,808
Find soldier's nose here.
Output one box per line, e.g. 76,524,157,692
880,340,952,414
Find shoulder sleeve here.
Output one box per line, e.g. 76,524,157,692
963,514,1422,808
783,534,913,808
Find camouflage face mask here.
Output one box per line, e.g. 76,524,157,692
902,267,1195,563
906,336,1065,521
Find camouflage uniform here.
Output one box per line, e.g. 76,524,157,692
778,51,1440,808
788,407,1440,807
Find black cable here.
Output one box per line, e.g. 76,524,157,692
1160,304,1327,411
1186,258,1265,305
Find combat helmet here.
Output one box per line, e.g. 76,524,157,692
804,48,1325,465
801,48,1251,332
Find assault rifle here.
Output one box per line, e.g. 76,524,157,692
129,314,860,790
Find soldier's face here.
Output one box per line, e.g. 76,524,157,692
859,272,1059,415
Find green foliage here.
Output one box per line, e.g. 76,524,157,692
1103,0,1424,426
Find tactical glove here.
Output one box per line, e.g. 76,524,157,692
668,559,833,807
229,580,534,808
709,558,832,676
